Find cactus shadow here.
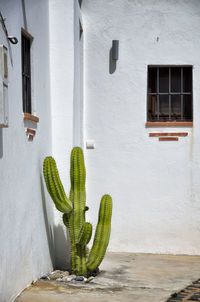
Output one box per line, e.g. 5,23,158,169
40,175,71,271
53,224,71,271
40,175,55,268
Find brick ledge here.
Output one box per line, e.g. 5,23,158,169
146,122,193,127
24,112,39,123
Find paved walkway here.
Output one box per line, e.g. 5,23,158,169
15,253,200,302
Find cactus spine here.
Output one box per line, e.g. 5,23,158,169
43,147,112,276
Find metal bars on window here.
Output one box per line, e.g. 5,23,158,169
22,31,32,114
156,68,159,120
148,66,193,122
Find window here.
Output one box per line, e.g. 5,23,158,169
21,29,33,114
147,66,193,122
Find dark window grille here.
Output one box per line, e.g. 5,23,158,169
147,66,193,122
22,30,32,114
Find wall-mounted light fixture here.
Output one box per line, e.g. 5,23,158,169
112,40,119,60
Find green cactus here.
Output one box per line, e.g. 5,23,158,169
43,147,112,276
43,157,72,214
87,195,112,272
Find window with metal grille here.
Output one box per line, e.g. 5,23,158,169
21,29,33,114
147,66,193,122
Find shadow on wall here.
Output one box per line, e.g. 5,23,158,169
0,129,3,158
40,175,55,267
109,48,117,74
40,175,71,270
53,225,71,270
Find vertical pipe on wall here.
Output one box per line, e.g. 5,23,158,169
73,0,84,147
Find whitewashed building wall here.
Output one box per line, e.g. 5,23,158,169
0,0,80,300
49,0,81,269
0,0,53,301
82,0,200,254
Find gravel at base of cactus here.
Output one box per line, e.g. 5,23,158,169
43,147,113,276
40,270,93,283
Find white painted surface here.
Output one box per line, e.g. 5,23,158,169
0,1,54,301
73,2,84,147
82,0,200,254
49,0,75,269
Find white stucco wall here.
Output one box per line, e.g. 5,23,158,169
73,1,84,147
0,1,54,301
82,0,200,254
49,0,78,268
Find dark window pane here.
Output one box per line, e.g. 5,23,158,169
159,68,169,93
22,31,32,114
148,95,157,121
22,76,26,112
183,95,192,120
148,68,157,93
159,95,169,120
171,68,181,92
183,67,192,92
171,95,181,120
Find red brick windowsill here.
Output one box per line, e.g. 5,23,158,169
146,122,193,127
24,112,39,123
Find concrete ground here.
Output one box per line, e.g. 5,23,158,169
15,253,200,302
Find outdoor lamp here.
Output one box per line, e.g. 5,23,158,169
112,40,119,60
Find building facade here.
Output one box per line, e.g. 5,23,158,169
83,0,200,255
1,0,200,301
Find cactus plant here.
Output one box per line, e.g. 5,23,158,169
43,147,112,276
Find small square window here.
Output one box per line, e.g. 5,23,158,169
147,66,193,122
21,29,33,114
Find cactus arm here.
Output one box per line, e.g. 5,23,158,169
87,195,112,272
43,157,72,213
78,222,92,246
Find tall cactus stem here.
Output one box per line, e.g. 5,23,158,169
69,147,87,275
